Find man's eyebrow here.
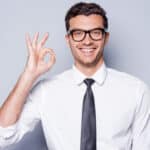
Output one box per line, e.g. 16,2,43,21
69,27,104,31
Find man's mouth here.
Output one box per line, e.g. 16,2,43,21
79,47,96,56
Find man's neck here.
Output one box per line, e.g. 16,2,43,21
75,59,104,77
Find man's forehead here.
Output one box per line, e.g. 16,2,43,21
69,14,104,30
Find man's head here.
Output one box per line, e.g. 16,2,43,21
65,2,108,32
65,2,109,70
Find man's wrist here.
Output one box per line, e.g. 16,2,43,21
20,70,37,87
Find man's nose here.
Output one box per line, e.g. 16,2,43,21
83,33,93,44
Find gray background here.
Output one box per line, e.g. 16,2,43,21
0,0,149,149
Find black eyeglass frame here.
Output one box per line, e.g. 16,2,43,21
68,27,106,42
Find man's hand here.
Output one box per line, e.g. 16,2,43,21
0,32,56,127
24,32,56,80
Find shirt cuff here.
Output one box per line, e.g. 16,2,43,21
0,123,18,140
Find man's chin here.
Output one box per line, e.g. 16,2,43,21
80,61,97,68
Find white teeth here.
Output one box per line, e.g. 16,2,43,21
80,48,95,52
79,48,95,56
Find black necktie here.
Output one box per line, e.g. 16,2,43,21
80,78,97,150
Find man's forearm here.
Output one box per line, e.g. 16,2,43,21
0,71,36,127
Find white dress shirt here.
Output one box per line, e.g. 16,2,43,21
0,63,150,150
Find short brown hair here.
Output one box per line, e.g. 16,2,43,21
65,2,108,31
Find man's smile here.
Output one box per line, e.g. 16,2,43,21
78,47,97,56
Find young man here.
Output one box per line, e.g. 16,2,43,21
0,2,150,150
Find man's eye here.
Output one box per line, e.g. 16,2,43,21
92,30,101,35
74,31,83,35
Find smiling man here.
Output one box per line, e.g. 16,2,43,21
0,2,150,150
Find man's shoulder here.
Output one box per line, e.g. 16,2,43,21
107,67,147,89
107,67,139,81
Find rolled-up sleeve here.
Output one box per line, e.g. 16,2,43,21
132,82,150,150
0,80,43,148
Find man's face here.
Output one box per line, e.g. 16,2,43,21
66,14,109,68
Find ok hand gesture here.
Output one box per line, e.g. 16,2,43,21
24,32,56,80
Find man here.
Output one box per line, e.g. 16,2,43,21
0,2,150,150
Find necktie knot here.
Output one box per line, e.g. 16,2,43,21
84,78,95,87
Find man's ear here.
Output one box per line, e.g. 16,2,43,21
104,32,110,45
65,34,70,45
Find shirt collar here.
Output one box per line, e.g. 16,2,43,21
72,62,107,86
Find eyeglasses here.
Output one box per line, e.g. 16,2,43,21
68,28,106,42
